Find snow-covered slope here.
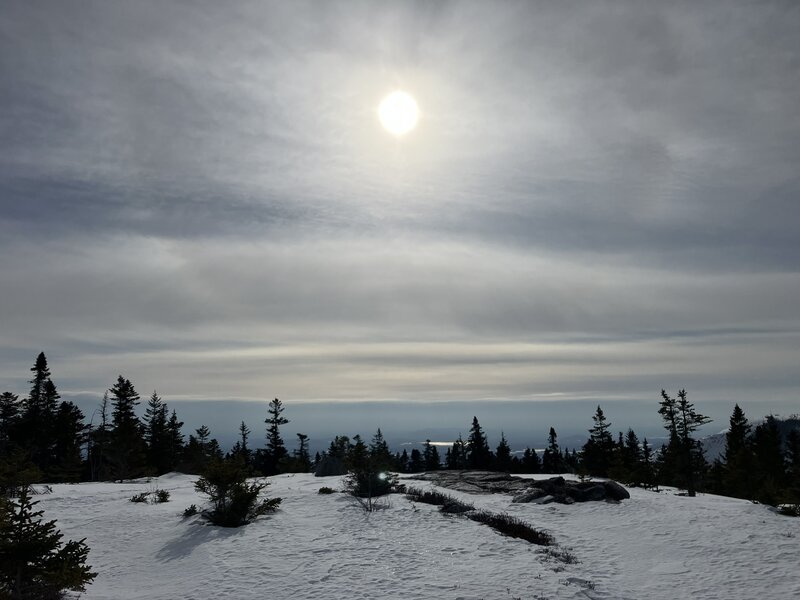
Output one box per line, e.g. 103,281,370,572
38,473,799,599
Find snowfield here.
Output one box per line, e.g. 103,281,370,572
36,472,799,600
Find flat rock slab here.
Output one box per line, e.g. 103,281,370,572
408,471,630,504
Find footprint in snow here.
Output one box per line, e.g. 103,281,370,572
648,561,689,575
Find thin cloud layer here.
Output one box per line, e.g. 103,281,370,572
1,1,798,417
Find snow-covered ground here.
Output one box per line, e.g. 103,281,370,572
36,472,799,600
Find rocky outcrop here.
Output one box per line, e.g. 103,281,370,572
408,471,630,504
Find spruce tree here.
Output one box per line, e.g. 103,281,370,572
446,434,467,469
165,409,185,471
582,406,615,476
87,393,111,481
466,417,491,469
751,415,785,504
194,456,281,527
639,438,656,489
369,428,393,470
50,401,88,482
722,404,753,499
143,391,169,474
17,353,58,475
293,433,311,472
0,486,96,597
230,421,252,466
658,389,711,496
408,448,424,473
0,392,20,454
183,426,217,473
495,432,512,472
785,429,800,503
107,376,147,481
327,436,351,460
264,398,289,475
521,447,541,473
343,435,396,508
541,427,563,473
398,449,409,472
422,440,440,471
624,429,642,473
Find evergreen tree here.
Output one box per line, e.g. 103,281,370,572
422,440,440,471
495,432,512,472
624,429,642,472
722,404,753,499
17,354,59,475
196,425,211,449
194,456,281,527
87,393,111,481
657,389,711,496
369,428,393,470
230,421,252,466
0,486,96,597
143,391,169,474
107,376,147,480
785,429,800,503
293,433,311,472
521,447,541,473
0,451,42,498
327,436,351,461
446,434,467,469
541,427,563,473
466,417,491,469
343,435,397,507
165,409,184,472
264,398,289,475
49,401,88,482
183,425,218,473
408,448,424,472
638,438,656,489
582,406,615,476
398,449,409,472
0,392,20,454
656,389,682,486
751,415,785,504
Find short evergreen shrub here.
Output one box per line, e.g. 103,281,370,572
153,489,171,503
405,487,474,514
0,487,97,598
317,486,336,494
540,546,579,564
467,510,554,546
778,504,800,517
130,492,149,503
195,457,282,527
183,504,199,517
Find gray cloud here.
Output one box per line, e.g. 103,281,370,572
1,1,799,425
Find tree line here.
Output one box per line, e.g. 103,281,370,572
0,353,309,489
1,353,798,509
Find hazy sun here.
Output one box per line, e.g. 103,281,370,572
378,91,419,136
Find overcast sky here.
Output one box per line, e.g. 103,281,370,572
1,1,799,439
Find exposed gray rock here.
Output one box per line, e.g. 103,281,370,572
511,487,546,503
407,471,630,504
602,480,631,501
570,484,607,502
533,494,556,505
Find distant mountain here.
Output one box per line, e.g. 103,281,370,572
701,415,800,462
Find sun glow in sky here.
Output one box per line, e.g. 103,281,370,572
378,90,419,136
1,1,800,433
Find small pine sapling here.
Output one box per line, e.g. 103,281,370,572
0,487,97,597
